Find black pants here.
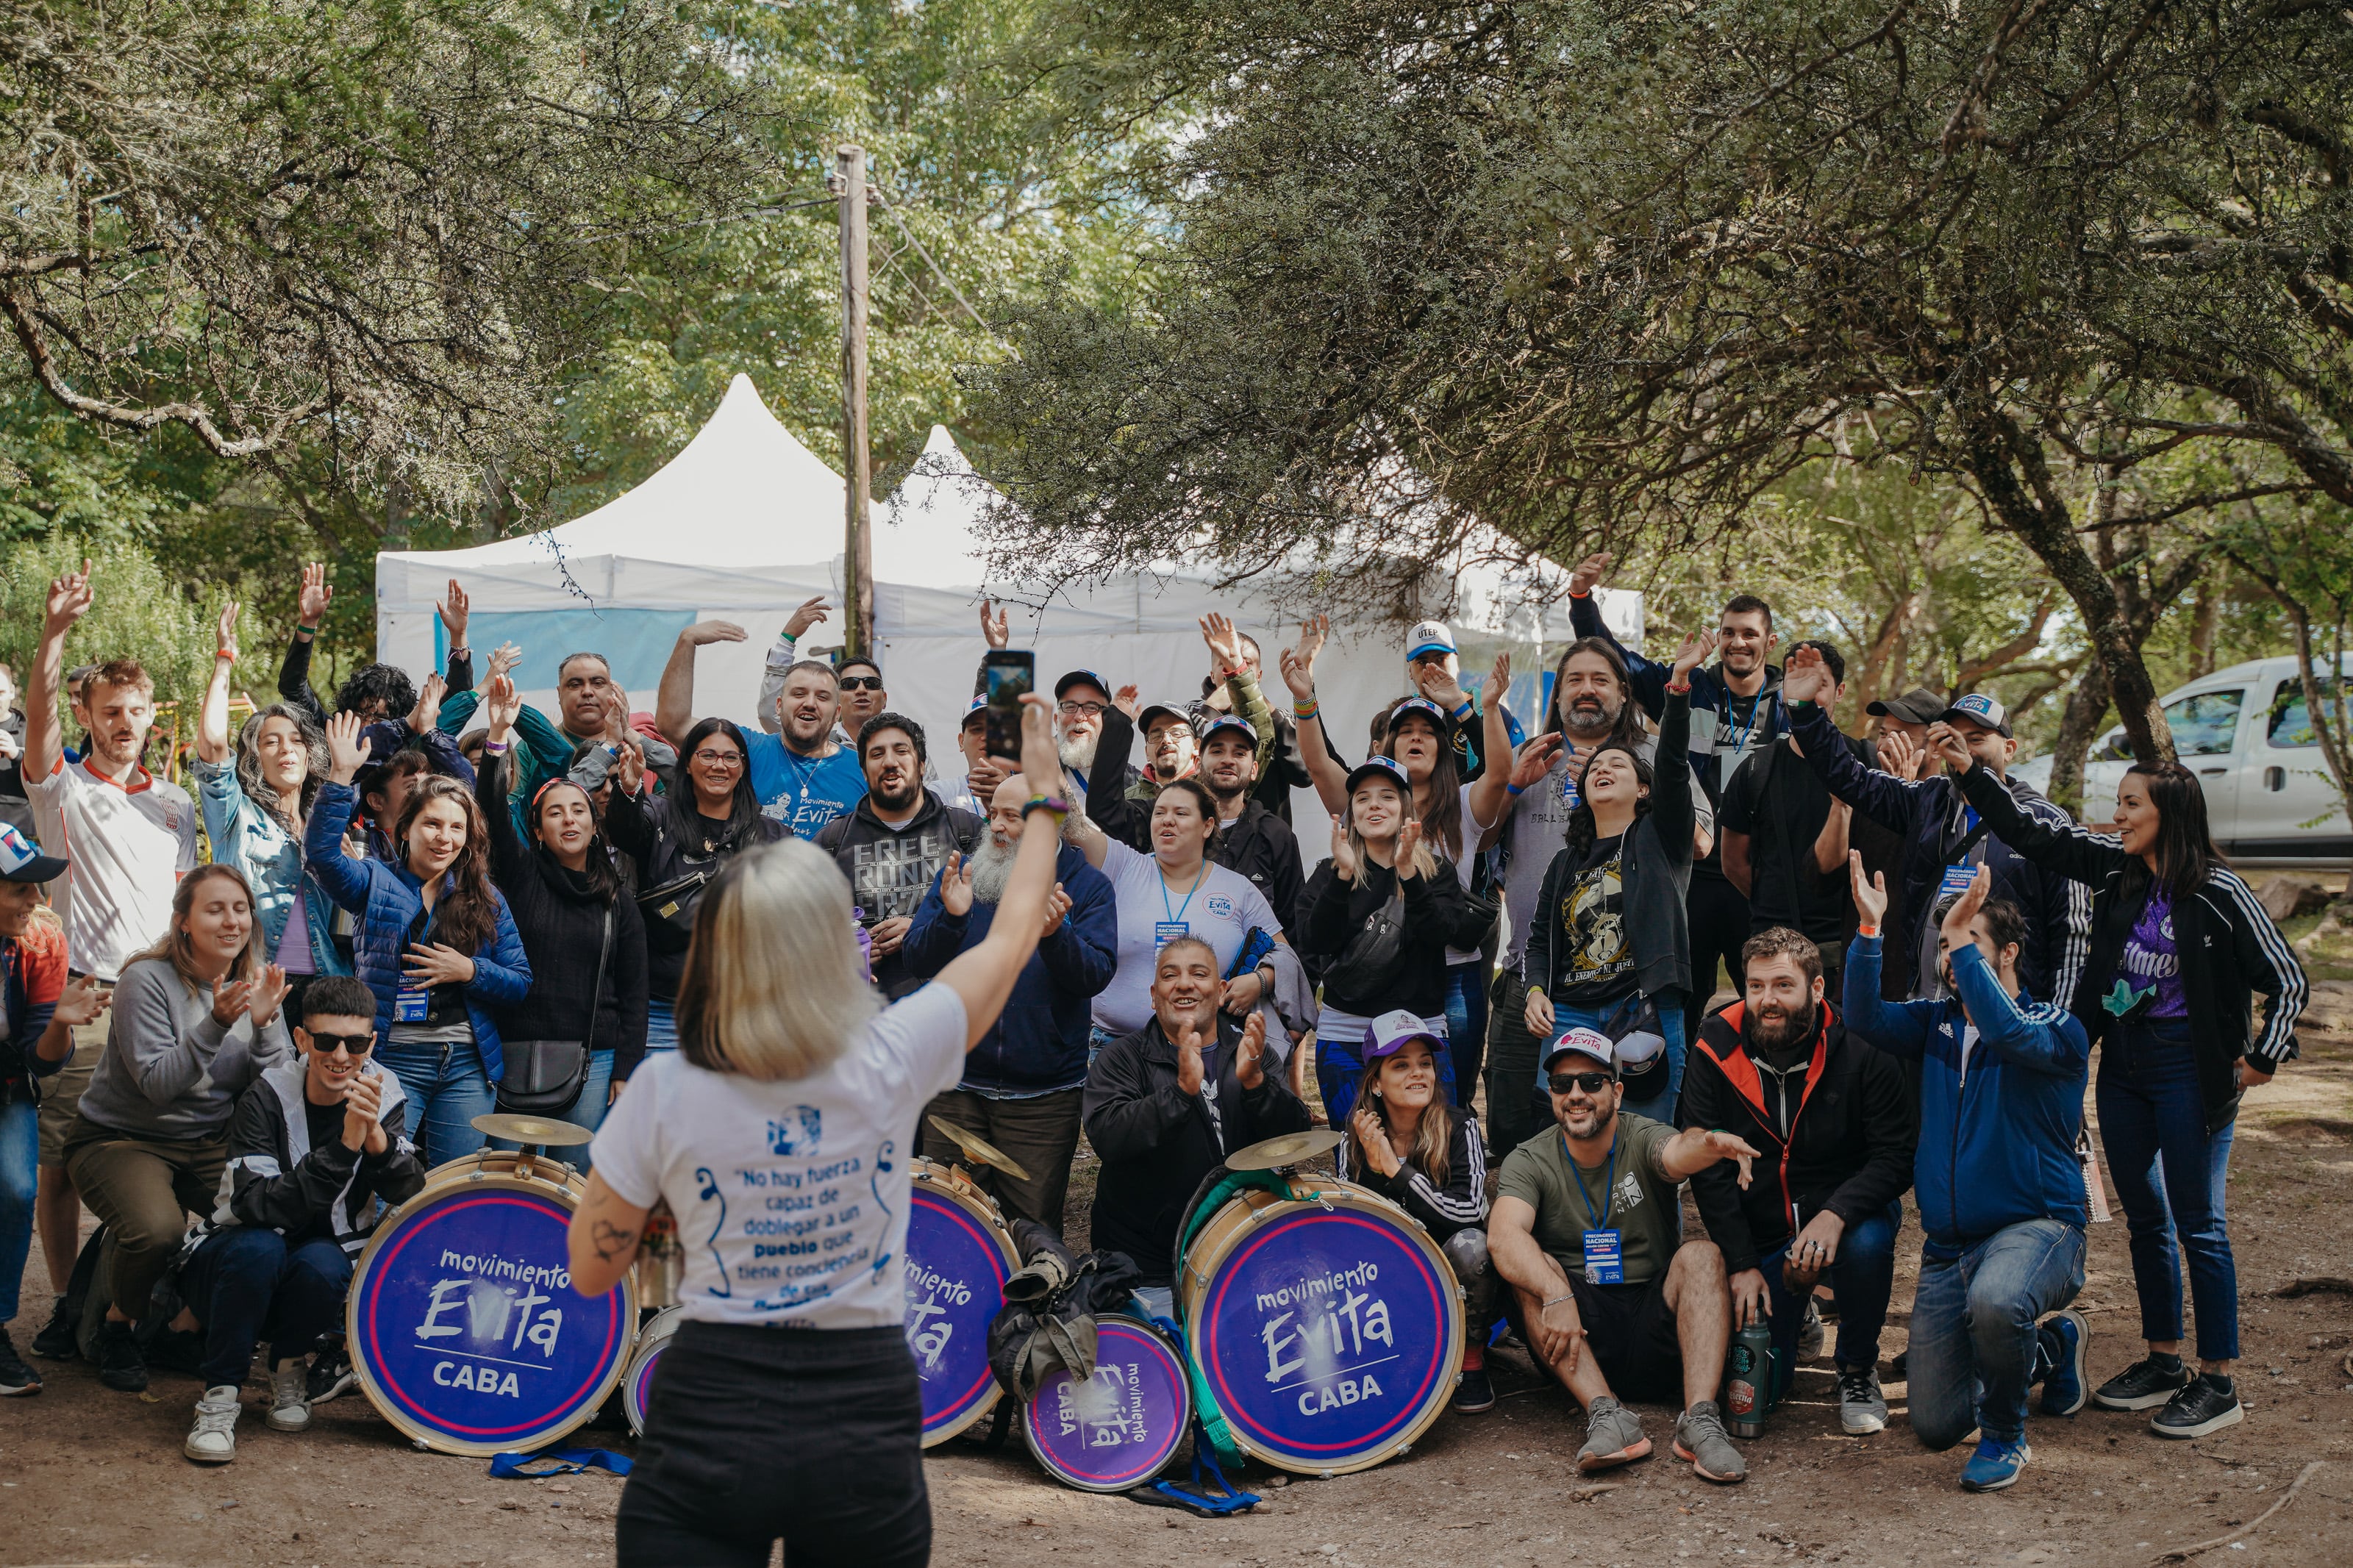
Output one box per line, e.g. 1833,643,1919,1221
1484,970,1553,1164
618,1322,929,1568
1683,875,1752,1040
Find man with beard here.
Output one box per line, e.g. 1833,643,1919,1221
1053,670,1138,810
440,647,679,840
1135,702,1201,790
902,775,1115,1234
1841,860,2093,1494
1488,1025,1760,1483
1191,626,1309,822
813,715,983,1000
655,623,866,837
1082,937,1310,1318
1197,714,1307,934
1469,640,1714,1158
1682,928,1914,1437
1568,554,1781,1045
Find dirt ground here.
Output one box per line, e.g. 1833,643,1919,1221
6,1026,2352,1568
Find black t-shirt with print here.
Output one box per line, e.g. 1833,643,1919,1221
1553,833,1640,1005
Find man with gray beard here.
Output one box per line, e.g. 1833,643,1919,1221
903,775,1118,1234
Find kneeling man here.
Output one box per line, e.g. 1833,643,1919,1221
1488,1025,1761,1484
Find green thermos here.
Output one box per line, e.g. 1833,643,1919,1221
1725,1321,1774,1438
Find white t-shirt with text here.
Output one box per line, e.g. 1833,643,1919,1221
1091,840,1282,1037
29,757,199,981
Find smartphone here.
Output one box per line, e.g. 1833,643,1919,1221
982,649,1035,763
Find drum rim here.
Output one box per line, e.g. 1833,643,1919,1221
621,1306,687,1435
1178,1186,1463,1475
346,1167,637,1457
1019,1316,1191,1492
908,1166,1018,1448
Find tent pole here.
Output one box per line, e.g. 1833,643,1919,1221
836,143,876,658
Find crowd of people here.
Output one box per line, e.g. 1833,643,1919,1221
0,550,2310,1562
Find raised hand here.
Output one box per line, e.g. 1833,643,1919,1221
1277,644,1318,704
614,734,646,796
1671,627,1718,681
1200,611,1246,673
1411,656,1468,709
1234,1009,1268,1089
44,560,93,633
1329,815,1359,881
341,1070,387,1153
1038,884,1071,940
1568,551,1613,597
482,641,523,690
939,851,975,917
1488,649,1511,703
1016,690,1062,803
783,595,831,640
1704,1129,1764,1189
1174,1020,1207,1096
325,710,374,784
484,673,523,738
248,964,290,1031
1939,862,1992,944
1113,684,1140,720
299,562,334,629
1780,643,1832,705
1296,612,1330,667
1510,733,1565,790
1848,851,1890,928
1393,817,1424,878
601,687,634,743
437,579,470,645
979,599,1008,650
214,599,240,665
684,620,748,648
1877,726,1922,781
211,978,254,1028
1351,1100,1401,1177
407,671,447,737
1924,720,1976,775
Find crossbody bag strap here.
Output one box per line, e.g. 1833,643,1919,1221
582,905,613,1055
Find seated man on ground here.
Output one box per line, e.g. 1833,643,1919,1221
177,975,426,1461
1488,1025,1762,1485
1841,859,2093,1494
1082,937,1310,1318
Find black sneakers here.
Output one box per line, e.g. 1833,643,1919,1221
0,1328,39,1395
2152,1373,2243,1439
95,1318,148,1392
1452,1364,1496,1413
29,1296,76,1361
2094,1356,2192,1411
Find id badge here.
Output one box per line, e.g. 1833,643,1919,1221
1154,920,1190,948
1582,1228,1624,1285
394,983,429,1024
1938,864,1977,899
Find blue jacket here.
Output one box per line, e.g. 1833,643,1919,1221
192,759,351,978
304,781,532,1082
1843,934,2088,1249
902,842,1117,1094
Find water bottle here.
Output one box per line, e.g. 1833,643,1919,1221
1725,1320,1773,1438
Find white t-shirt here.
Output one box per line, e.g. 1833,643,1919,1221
29,757,199,981
591,982,969,1329
1091,840,1282,1037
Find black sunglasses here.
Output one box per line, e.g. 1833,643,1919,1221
305,1031,375,1056
1549,1070,1613,1096
838,675,885,691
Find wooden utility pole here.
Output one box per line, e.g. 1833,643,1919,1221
835,143,875,657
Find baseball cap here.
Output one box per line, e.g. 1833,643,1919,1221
1054,669,1113,702
1138,701,1194,737
1364,1009,1444,1061
0,823,66,884
960,695,988,731
1344,754,1412,797
1865,687,1947,725
1384,695,1454,737
1936,692,2013,737
1199,712,1255,746
1541,1026,1617,1075
1405,620,1456,661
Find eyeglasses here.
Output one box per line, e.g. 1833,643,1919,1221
1549,1070,1613,1096
1057,700,1107,717
306,1031,374,1056
691,750,744,767
838,676,885,692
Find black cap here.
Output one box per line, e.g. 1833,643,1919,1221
1865,687,1946,726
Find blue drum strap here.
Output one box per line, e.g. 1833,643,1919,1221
1142,1415,1260,1515
488,1445,634,1480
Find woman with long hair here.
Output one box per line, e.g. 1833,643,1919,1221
60,866,291,1392
1523,630,1714,1126
306,714,530,1166
601,715,785,1060
1939,722,2307,1442
1335,1017,1493,1411
476,676,648,1145
568,694,1071,1568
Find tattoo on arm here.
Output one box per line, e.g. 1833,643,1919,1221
590,1219,640,1264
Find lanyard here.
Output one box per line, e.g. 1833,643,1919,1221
1162,862,1207,926
1566,1129,1618,1231
1721,689,1767,761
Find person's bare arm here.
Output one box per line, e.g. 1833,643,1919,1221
654,620,746,747
196,599,240,765
1488,1195,1585,1374
1277,617,1347,815
1657,1127,1763,1184
567,1170,649,1297
1721,829,1754,898
25,560,92,783
1813,798,1853,876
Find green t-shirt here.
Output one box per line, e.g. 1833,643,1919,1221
1496,1111,1680,1287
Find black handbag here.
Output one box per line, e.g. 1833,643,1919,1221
496,907,611,1118
1321,887,1408,998
635,868,710,939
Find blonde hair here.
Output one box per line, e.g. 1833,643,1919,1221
675,839,881,1081
1347,780,1438,881
130,864,262,995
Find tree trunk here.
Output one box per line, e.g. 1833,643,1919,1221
2188,582,2219,679
2045,661,2112,819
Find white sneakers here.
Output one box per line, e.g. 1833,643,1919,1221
185,1386,242,1463
267,1358,312,1433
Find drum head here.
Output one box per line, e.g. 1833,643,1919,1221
907,1164,1018,1447
1183,1187,1462,1475
1022,1317,1190,1492
348,1167,635,1456
623,1306,685,1436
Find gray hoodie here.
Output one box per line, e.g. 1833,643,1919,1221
76,957,293,1142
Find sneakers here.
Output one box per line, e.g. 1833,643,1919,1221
0,1328,40,1395
1796,1297,1826,1361
29,1296,76,1361
2152,1373,2243,1439
185,1386,243,1463
308,1346,357,1405
1835,1361,1888,1434
1672,1400,1748,1483
2094,1354,2191,1411
1960,1436,2031,1492
95,1318,147,1392
1452,1363,1496,1414
2038,1309,2090,1417
1576,1395,1653,1472
268,1357,312,1432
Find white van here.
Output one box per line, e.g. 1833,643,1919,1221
2011,655,2353,856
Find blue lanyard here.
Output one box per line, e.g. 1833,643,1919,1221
1162,862,1207,926
1721,690,1768,761
1566,1129,1618,1230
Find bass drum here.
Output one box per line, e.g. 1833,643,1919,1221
905,1159,1018,1447
622,1306,685,1436
349,1150,636,1457
1021,1314,1191,1492
1180,1179,1462,1477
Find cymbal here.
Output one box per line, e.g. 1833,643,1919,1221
926,1115,1033,1182
1222,1128,1345,1173
471,1112,595,1148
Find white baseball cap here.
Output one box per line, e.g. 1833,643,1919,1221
1405,620,1456,661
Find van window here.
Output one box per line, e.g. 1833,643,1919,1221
2165,690,2244,756
2095,729,2135,762
2267,677,2344,749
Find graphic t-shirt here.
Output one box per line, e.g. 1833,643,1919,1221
1496,1111,1680,1287
28,757,199,981
1552,834,1637,1004
1092,840,1283,1037
745,735,867,839
591,982,968,1328
2121,889,2188,1019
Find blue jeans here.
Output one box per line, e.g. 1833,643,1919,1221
644,997,679,1055
181,1226,354,1388
1532,991,1688,1125
1088,1023,1124,1067
2099,1018,2238,1361
1907,1218,2085,1449
490,1050,614,1172
1442,961,1489,1109
1761,1200,1901,1376
0,1097,36,1323
376,1036,494,1169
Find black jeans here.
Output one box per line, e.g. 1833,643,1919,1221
618,1322,930,1568
1684,874,1752,1040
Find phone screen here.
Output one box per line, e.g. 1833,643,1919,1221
983,651,1035,762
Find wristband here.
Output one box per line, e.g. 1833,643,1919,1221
1542,1294,1574,1309
1021,795,1071,820
1451,701,1474,721
1292,698,1320,719
1664,679,1693,695
1505,782,1525,798
1857,923,1881,940
215,649,236,662
296,624,318,638
484,740,508,756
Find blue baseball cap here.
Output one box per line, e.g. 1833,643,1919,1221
1384,695,1454,738
1936,692,2013,737
0,823,65,884
1199,712,1255,746
1054,669,1113,702
1364,1009,1444,1061
1344,753,1412,797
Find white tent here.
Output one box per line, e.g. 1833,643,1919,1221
376,373,1640,813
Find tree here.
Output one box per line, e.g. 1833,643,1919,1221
2222,490,2353,850
969,1,2353,763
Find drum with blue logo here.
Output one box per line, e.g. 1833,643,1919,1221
906,1159,1018,1447
1179,1179,1462,1476
347,1150,636,1456
1021,1314,1191,1492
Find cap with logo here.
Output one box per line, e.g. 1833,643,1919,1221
1344,754,1413,797
960,695,988,731
0,823,67,884
1865,687,1947,725
1137,701,1195,737
1541,1025,1618,1075
1936,692,2013,737
1054,670,1113,703
1199,712,1255,746
1364,1008,1444,1061
1384,695,1454,739
1405,621,1457,662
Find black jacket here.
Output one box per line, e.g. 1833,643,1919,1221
1212,799,1308,937
478,758,651,1080
213,1061,428,1255
1332,1110,1488,1241
1301,855,1483,1018
604,786,787,1001
813,792,982,998
1682,1000,1915,1275
1082,1017,1311,1285
1954,763,2306,1131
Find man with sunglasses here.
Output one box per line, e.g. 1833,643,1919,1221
174,975,424,1462
1489,1025,1760,1485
